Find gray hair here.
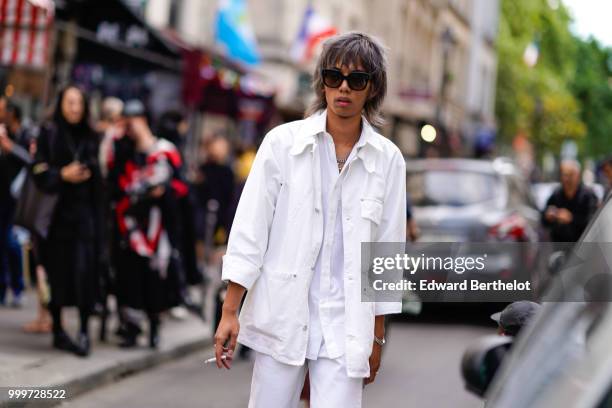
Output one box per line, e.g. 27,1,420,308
101,97,124,121
560,159,581,173
305,31,388,129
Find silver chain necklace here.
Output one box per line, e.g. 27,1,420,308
336,156,348,164
336,154,349,171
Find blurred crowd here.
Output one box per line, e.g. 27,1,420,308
0,85,253,357
1,84,611,360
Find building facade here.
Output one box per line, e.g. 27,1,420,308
143,0,499,156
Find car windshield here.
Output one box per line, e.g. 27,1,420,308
407,170,500,207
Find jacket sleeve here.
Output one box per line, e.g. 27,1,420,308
374,148,406,316
32,126,63,194
572,190,598,234
541,192,556,227
221,130,282,290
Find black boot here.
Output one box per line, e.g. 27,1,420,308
53,331,80,354
75,333,90,357
118,321,141,348
149,317,160,349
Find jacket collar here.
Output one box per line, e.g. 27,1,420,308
289,110,382,173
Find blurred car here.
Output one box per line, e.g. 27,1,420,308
461,194,612,408
407,158,542,243
402,158,548,309
532,181,605,211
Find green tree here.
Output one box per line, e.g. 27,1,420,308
496,0,586,156
572,39,612,159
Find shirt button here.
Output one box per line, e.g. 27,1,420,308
302,325,308,331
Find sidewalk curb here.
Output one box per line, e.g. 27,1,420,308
0,336,212,408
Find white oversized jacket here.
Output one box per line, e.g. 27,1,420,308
221,110,406,378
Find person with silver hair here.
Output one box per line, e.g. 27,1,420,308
543,159,598,242
97,97,124,179
214,32,405,407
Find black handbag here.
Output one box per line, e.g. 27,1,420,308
13,129,58,239
13,171,59,239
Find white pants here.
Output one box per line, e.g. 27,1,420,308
248,352,363,408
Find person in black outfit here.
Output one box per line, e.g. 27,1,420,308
542,160,598,243
196,136,235,246
31,86,104,357
0,97,28,307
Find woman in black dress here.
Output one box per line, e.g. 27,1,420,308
32,85,104,357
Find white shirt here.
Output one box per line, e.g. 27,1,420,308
221,110,406,378
306,131,361,360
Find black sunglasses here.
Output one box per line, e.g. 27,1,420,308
321,68,371,91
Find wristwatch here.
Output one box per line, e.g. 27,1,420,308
374,335,386,346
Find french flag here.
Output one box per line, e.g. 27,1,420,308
290,5,337,64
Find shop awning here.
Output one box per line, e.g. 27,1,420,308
0,0,54,69
55,0,181,72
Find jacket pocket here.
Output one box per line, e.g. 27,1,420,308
360,198,383,225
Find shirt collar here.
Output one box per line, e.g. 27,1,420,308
289,110,382,173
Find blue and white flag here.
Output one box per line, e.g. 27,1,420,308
215,0,260,65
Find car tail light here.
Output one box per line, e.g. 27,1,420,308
488,214,532,242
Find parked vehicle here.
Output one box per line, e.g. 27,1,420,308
462,195,612,408
407,158,541,244
403,158,549,308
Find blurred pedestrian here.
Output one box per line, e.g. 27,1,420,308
0,97,28,307
226,145,255,237
31,85,105,357
542,160,598,242
108,100,185,348
156,111,201,292
97,97,124,179
491,301,541,337
4,119,54,333
601,156,612,200
215,32,405,407
406,196,419,242
156,110,188,151
196,135,234,247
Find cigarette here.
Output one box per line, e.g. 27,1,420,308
204,355,227,364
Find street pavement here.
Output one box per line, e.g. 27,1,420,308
0,290,212,407
65,316,493,408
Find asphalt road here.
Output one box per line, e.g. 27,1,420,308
66,314,493,408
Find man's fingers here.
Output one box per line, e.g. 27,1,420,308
214,343,223,368
221,347,232,369
228,332,238,354
222,335,238,369
214,333,227,368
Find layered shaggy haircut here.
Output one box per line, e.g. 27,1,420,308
305,32,388,128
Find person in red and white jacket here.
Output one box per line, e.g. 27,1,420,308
108,100,188,349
